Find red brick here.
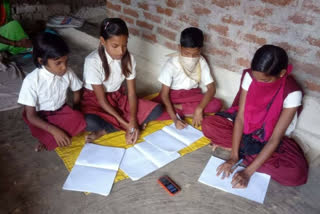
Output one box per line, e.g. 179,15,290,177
261,0,294,6
222,15,244,26
179,14,198,27
304,80,320,92
144,11,161,23
244,34,266,45
303,0,320,14
164,41,179,51
193,6,211,15
208,24,228,36
288,13,313,25
157,6,173,16
307,36,320,48
165,20,182,31
206,46,231,57
294,61,320,78
211,0,240,8
123,7,139,18
138,2,149,11
142,32,157,43
128,27,140,36
119,15,134,25
214,60,239,72
253,22,287,35
120,0,131,5
136,20,153,30
237,57,251,68
219,37,239,51
157,27,177,41
107,1,121,11
248,7,273,17
166,0,184,8
275,42,310,56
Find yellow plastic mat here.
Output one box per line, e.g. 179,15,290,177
55,95,210,183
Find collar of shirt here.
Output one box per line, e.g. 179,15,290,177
39,66,63,80
104,49,121,65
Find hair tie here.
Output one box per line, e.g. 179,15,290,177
104,22,110,30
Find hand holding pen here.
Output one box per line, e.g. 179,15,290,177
174,113,187,130
126,125,139,145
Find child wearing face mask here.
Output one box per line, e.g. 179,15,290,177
17,32,86,151
80,18,163,144
154,27,222,129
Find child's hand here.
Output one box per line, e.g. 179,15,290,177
50,126,71,147
231,170,251,189
126,122,139,145
192,107,203,127
15,38,32,48
174,119,187,130
216,158,238,179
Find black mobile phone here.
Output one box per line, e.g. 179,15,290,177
158,176,181,196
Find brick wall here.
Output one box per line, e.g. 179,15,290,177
106,0,320,99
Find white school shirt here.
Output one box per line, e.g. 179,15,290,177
158,55,214,90
17,67,83,111
83,49,136,92
241,72,302,136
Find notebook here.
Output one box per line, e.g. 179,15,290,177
198,156,271,204
144,123,204,154
63,143,125,196
120,141,180,181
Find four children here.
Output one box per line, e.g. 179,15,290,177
18,18,309,188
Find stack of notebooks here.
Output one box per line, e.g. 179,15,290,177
63,124,204,196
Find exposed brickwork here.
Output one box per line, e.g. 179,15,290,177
105,0,320,96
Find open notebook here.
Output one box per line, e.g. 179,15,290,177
144,124,204,154
120,141,180,181
198,156,271,204
63,143,125,196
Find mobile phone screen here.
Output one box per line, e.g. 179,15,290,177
160,177,178,193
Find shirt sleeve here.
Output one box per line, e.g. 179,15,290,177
17,77,37,107
68,69,83,91
241,72,252,91
83,57,104,85
126,54,137,80
200,57,214,86
158,59,174,87
283,91,302,108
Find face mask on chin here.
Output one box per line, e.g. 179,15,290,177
179,55,200,73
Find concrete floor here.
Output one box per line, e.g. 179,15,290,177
1,24,320,214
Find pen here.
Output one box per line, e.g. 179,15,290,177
231,159,243,171
176,113,181,120
130,127,135,134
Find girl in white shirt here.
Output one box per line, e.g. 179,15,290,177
18,32,86,151
81,18,162,144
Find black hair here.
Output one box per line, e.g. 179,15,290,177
251,45,288,76
180,27,204,48
99,18,131,80
32,32,69,68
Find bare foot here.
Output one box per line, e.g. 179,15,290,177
35,143,46,152
142,123,147,130
210,142,232,152
85,130,107,143
173,104,182,110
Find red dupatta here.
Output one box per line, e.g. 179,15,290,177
243,65,293,142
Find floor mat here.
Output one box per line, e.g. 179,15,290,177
55,118,210,183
